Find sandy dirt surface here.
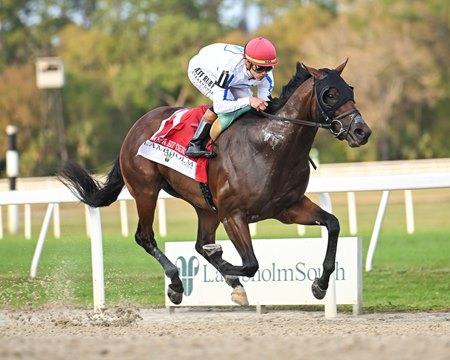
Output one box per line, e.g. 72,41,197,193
1,306,449,360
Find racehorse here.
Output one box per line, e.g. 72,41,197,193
58,60,371,306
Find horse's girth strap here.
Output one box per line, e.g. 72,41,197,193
199,182,217,212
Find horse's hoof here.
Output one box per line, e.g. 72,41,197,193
311,278,327,300
167,287,183,305
231,285,249,306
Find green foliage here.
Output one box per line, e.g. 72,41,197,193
286,0,449,161
0,0,449,175
110,15,222,111
0,65,42,175
0,0,34,68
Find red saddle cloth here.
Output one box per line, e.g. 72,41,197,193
136,105,210,183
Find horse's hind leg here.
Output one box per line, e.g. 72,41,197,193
194,208,249,305
278,196,340,300
133,190,184,305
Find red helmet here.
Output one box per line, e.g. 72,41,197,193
244,37,278,66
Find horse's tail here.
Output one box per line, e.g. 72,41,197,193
57,157,124,208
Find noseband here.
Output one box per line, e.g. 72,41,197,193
324,108,360,138
261,68,360,139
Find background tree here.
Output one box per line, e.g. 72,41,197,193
297,0,448,161
0,0,448,176
0,0,34,68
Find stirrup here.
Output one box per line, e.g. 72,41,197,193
185,145,216,159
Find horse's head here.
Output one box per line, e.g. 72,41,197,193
303,60,371,147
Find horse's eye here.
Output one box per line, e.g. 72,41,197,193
323,90,338,106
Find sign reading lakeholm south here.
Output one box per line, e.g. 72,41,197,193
165,238,361,307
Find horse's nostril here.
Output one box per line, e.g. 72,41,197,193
355,128,365,137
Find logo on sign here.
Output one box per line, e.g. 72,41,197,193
176,256,199,296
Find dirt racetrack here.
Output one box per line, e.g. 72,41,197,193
1,306,449,360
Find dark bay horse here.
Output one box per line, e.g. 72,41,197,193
58,60,371,306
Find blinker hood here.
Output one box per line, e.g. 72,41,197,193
315,69,355,119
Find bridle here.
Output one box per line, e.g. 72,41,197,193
261,68,361,139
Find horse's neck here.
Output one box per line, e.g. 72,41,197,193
274,82,317,152
277,80,315,121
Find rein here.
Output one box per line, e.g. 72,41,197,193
260,107,359,137
260,111,331,129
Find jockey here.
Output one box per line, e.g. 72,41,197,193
185,37,279,158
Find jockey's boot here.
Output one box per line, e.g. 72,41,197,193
185,119,216,158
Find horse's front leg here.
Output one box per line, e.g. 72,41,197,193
220,211,260,305
278,195,340,300
194,208,249,306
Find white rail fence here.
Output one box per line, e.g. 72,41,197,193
1,172,450,314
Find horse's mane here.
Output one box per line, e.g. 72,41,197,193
266,62,312,114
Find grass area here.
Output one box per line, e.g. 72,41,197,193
0,188,449,311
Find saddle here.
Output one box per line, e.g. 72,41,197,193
136,105,251,210
137,105,250,182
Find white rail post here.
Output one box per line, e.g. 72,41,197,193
119,200,129,237
297,225,306,236
0,206,3,239
347,191,358,235
24,204,32,239
404,190,415,234
157,199,167,237
249,223,257,236
53,203,61,238
30,203,55,277
365,190,390,272
319,192,337,319
85,205,91,238
88,206,106,311
8,204,19,235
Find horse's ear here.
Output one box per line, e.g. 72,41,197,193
302,63,324,79
335,58,349,74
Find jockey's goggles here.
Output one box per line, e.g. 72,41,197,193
251,64,273,73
